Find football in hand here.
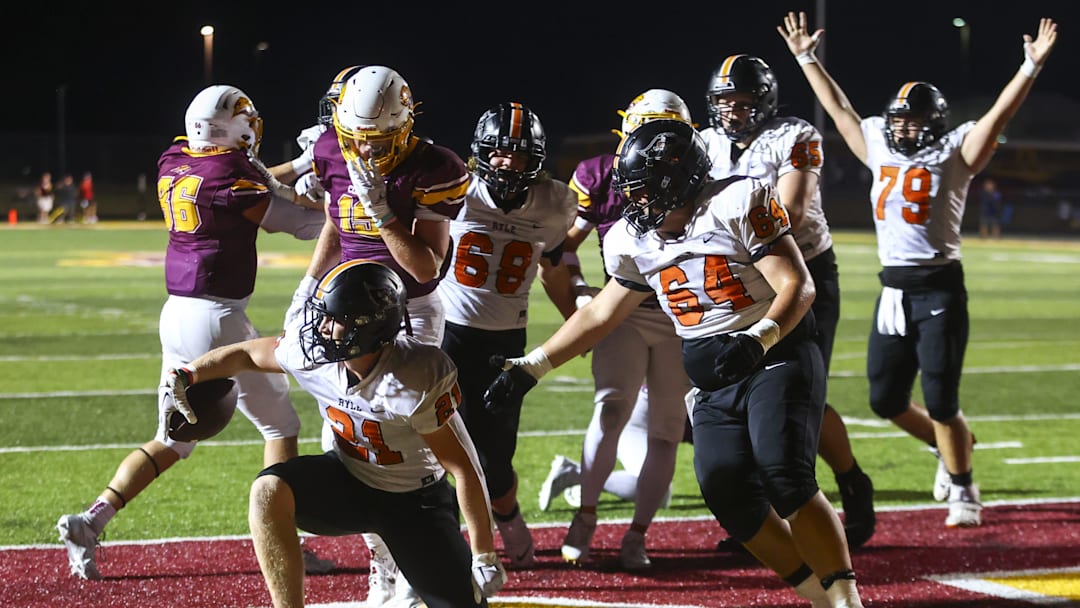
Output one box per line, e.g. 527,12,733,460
167,377,239,442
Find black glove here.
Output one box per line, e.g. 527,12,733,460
482,355,538,414
712,334,766,388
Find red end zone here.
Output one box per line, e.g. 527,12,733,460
4,501,1078,607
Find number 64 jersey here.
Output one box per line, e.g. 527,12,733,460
604,177,791,340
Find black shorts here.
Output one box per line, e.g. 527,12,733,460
806,247,840,373
867,262,969,420
258,452,480,607
441,321,526,499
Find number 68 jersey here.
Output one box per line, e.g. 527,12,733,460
861,116,976,267
438,177,576,330
604,176,791,340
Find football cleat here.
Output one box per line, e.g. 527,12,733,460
945,483,982,528
930,447,951,502
561,511,597,563
496,511,536,568
539,455,581,511
619,530,652,571
365,538,399,607
57,514,102,580
563,484,581,508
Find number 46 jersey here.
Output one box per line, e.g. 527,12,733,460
438,178,576,331
604,176,791,340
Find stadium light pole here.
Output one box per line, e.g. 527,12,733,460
953,17,971,93
201,25,215,85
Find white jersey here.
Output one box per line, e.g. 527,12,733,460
604,177,791,340
438,177,576,330
701,116,833,261
861,116,976,267
275,330,461,493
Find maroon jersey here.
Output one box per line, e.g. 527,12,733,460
312,130,468,298
157,138,270,299
570,153,659,308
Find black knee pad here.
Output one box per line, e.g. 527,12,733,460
869,392,908,419
759,463,819,519
712,495,772,542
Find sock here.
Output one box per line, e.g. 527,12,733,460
835,459,865,484
949,471,973,487
85,498,117,535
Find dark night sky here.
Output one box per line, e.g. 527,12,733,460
6,1,1080,166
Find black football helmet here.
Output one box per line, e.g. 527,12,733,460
706,54,778,141
883,81,949,155
302,260,407,364
613,119,712,236
470,102,546,200
318,65,365,127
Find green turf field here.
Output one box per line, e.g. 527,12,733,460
1,223,1078,547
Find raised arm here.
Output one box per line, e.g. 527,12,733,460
962,18,1058,173
777,10,868,164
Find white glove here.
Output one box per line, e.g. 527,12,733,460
345,157,396,228
574,284,601,310
470,552,507,602
166,367,197,424
295,124,326,151
294,172,326,203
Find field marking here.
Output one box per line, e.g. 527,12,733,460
1006,456,1080,464
929,566,1080,605
6,498,1080,552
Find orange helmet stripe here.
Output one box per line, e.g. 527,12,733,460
716,54,745,86
896,82,920,103
508,102,524,140
316,259,374,297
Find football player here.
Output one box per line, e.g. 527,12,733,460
700,54,875,548
543,89,695,571
56,85,323,580
484,120,865,607
437,102,577,569
289,65,470,607
166,260,507,608
779,11,1057,528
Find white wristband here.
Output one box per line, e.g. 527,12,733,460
796,51,818,66
513,347,553,380
1020,55,1041,79
571,274,589,289
739,318,781,353
296,275,318,298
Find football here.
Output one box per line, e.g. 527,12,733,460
167,377,239,442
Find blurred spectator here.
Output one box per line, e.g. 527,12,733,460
79,172,97,223
35,171,54,223
978,178,1003,239
55,174,77,224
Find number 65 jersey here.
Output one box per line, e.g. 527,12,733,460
861,116,976,267
604,176,791,340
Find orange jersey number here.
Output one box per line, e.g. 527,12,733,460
325,406,404,465
660,255,754,326
452,231,533,295
876,165,933,224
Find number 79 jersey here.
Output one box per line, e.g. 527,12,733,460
604,177,791,340
861,116,976,267
438,177,576,330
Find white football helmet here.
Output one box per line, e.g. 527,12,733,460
333,66,416,174
184,85,263,154
615,89,693,138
